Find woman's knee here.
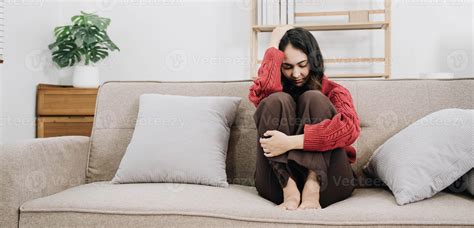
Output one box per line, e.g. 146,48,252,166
297,90,336,119
254,92,295,118
260,92,294,107
298,90,331,106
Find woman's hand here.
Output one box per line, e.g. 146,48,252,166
259,130,296,158
268,25,294,49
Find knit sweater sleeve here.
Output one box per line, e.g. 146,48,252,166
303,86,361,151
248,47,284,107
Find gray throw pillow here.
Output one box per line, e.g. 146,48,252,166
111,94,242,187
363,108,474,205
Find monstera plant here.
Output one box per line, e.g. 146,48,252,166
48,11,120,88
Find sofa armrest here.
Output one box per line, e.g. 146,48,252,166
0,136,90,228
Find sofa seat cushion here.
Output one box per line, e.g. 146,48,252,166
20,182,473,227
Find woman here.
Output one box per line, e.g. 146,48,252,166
248,26,360,211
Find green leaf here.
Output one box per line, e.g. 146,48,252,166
72,11,110,30
53,25,72,39
101,32,120,51
51,41,82,68
85,45,109,63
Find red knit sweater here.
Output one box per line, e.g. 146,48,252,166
248,47,361,164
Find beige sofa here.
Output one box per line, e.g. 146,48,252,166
1,78,473,227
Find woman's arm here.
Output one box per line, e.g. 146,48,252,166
248,47,284,107
248,25,293,107
288,134,305,150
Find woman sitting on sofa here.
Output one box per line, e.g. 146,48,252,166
248,26,361,210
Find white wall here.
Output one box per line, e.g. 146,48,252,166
392,0,473,78
1,0,473,143
2,2,61,143
71,0,252,82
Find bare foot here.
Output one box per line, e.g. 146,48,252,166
277,177,301,210
298,170,322,210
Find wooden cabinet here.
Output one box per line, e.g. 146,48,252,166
36,84,98,138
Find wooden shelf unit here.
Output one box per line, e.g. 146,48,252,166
36,84,98,138
250,0,391,79
252,21,389,32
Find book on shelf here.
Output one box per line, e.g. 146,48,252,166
258,0,293,26
267,0,279,25
287,0,294,24
280,0,287,24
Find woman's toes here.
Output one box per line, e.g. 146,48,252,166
276,197,300,210
298,201,321,210
297,202,307,210
286,198,299,210
277,177,301,211
277,201,291,210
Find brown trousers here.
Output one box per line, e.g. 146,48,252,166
253,91,356,208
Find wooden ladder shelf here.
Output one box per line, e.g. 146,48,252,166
250,0,391,79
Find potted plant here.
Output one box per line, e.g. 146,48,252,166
48,11,120,88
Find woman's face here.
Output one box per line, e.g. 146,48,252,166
281,43,310,87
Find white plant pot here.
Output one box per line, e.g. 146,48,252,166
73,65,100,88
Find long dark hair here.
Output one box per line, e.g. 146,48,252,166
278,27,325,101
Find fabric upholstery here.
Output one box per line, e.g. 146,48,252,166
87,79,474,186
449,168,474,195
467,169,474,195
0,136,90,228
20,181,474,227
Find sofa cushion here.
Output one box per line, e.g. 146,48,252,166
20,182,474,227
363,108,474,205
87,79,474,186
111,94,241,187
